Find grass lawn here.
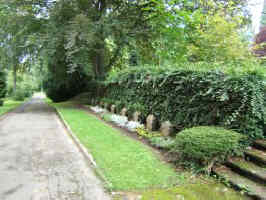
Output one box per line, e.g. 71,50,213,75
53,102,180,191
51,102,251,200
0,99,24,116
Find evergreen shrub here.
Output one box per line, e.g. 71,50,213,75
171,126,246,166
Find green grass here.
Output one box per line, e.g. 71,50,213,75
140,180,250,200
53,103,179,191
0,99,24,115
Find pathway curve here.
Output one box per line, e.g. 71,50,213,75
0,98,110,200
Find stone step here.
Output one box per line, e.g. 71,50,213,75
213,166,266,200
254,140,266,151
245,148,266,167
226,158,266,185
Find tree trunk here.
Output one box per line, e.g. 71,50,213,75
13,64,17,93
92,42,105,79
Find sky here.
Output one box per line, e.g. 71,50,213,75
249,0,264,33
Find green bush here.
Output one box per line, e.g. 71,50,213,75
44,73,89,103
0,71,7,101
172,126,246,168
101,113,112,122
149,137,175,150
12,89,26,101
11,83,35,101
103,66,265,140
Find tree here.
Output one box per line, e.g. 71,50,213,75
0,0,45,92
260,0,266,29
187,11,251,63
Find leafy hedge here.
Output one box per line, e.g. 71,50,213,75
44,71,91,102
0,71,7,100
102,67,265,140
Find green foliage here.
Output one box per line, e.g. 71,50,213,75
171,126,246,166
103,66,265,140
188,11,252,63
101,113,112,122
0,71,7,100
136,127,161,139
0,99,24,115
114,100,125,113
12,90,27,101
7,71,38,100
149,137,175,150
44,76,87,103
127,102,146,120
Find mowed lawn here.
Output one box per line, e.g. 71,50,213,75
53,103,179,191
0,100,24,116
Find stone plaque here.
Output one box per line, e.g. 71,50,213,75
111,105,116,113
133,111,141,122
146,114,156,131
160,121,173,137
121,108,127,116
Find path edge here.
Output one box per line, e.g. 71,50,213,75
0,107,16,121
52,105,113,191
0,100,30,121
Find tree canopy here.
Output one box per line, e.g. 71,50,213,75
0,0,260,101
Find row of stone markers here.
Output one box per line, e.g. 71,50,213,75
97,102,173,137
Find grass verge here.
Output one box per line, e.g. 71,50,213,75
0,99,24,116
52,102,179,191
51,101,251,200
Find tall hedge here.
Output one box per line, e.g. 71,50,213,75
102,67,265,140
0,71,7,99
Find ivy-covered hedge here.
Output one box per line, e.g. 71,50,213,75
102,67,265,140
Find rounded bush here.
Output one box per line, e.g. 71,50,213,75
172,126,246,166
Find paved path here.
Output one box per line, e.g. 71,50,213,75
0,98,110,200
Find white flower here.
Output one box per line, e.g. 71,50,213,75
110,114,128,127
125,121,144,132
90,106,106,113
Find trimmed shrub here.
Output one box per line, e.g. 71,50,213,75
171,126,246,169
103,67,265,140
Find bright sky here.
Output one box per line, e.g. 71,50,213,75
249,0,264,33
